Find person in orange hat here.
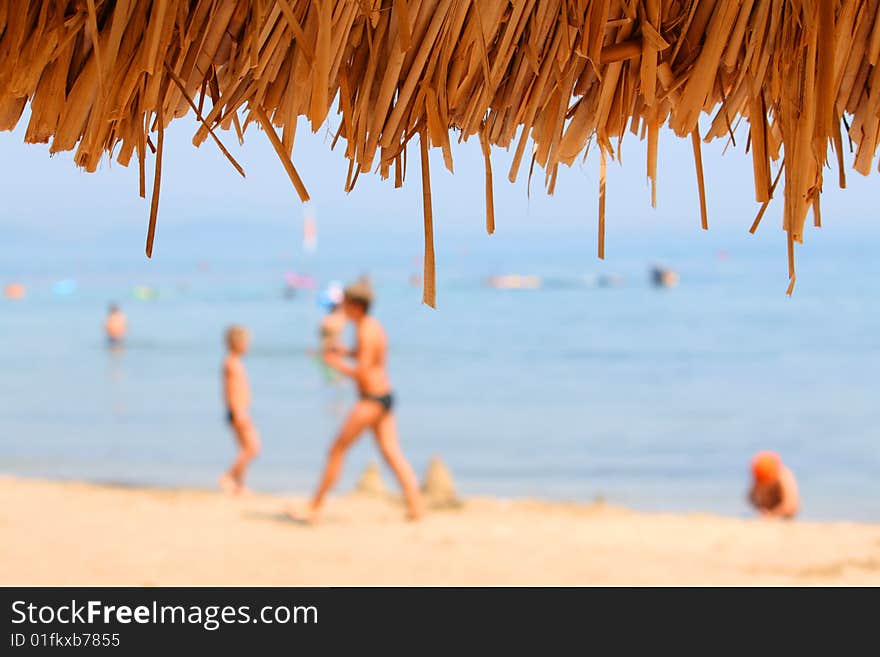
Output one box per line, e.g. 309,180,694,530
748,451,800,519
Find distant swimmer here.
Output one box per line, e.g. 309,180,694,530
4,282,25,300
650,265,679,288
287,277,423,523
748,451,800,519
316,283,346,383
219,326,261,495
318,283,346,354
105,304,127,345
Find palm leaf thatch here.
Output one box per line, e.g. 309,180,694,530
1,1,879,304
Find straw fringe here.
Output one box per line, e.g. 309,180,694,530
2,0,880,294
478,123,495,236
419,124,435,308
145,100,164,257
598,145,606,259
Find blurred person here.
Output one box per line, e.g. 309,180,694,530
288,277,423,522
104,303,127,346
650,265,679,288
313,283,346,390
220,325,260,495
748,451,799,519
317,283,346,371
4,282,26,300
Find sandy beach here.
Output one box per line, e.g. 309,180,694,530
2,476,879,586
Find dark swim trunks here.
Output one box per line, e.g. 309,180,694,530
361,392,394,413
226,408,235,426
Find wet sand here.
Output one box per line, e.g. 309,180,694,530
2,476,879,585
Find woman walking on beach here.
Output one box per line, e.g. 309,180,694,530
288,277,423,522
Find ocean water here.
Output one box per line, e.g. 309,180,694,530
1,219,878,521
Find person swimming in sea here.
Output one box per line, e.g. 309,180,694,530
316,283,346,383
748,451,800,519
287,277,424,523
104,303,127,346
219,325,261,495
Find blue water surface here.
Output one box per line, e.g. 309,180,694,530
1,218,878,521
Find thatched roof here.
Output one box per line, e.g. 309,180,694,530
1,1,878,304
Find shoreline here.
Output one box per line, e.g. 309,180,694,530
4,470,875,524
2,476,879,585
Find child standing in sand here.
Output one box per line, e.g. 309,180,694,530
220,325,260,494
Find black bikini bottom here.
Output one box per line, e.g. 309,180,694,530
361,392,394,413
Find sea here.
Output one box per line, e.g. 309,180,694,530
2,218,878,521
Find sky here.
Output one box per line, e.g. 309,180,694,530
1,106,878,250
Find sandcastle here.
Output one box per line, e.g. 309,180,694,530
354,461,388,497
422,456,460,509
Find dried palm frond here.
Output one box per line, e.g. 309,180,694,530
1,0,879,304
